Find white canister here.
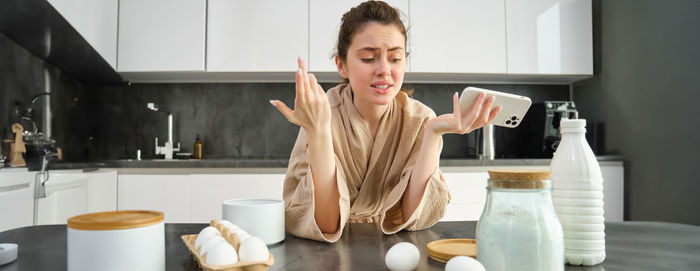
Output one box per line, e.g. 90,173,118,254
222,199,285,245
67,210,165,271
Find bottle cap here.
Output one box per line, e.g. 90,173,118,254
560,119,586,129
560,119,587,133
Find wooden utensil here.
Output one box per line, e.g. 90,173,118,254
9,123,26,167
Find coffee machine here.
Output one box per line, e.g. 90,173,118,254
522,101,578,158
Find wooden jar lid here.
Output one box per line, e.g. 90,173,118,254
427,239,477,263
67,210,164,230
487,169,551,189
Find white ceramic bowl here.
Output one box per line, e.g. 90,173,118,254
222,199,284,245
67,210,165,271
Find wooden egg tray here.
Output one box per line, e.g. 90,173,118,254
181,220,274,271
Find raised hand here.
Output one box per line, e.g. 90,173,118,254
270,57,332,135
429,92,501,135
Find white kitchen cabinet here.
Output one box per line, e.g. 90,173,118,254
440,162,624,222
47,0,118,69
36,170,88,225
86,169,117,213
117,0,206,72
601,164,624,222
190,174,285,223
207,0,307,72
308,0,409,72
442,172,489,222
505,0,592,75
0,169,35,232
117,174,191,223
409,0,506,73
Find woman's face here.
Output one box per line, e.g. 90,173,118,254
337,22,406,107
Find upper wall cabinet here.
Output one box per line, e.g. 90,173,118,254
308,0,409,72
47,0,118,69
506,0,592,75
207,0,308,72
117,0,206,72
409,0,506,73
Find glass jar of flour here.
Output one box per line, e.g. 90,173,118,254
476,169,564,271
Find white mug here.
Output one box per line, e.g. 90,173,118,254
222,198,285,245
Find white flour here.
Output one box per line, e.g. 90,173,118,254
477,196,564,271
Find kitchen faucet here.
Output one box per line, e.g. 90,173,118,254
147,102,180,159
478,124,495,160
33,146,62,225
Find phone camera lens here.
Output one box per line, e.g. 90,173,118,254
505,120,511,125
511,116,517,121
511,121,518,126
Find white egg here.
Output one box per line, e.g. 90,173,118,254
195,226,221,250
445,256,485,271
236,231,251,243
230,227,247,236
218,220,234,228
385,242,420,271
205,242,238,266
224,223,241,232
199,235,226,256
237,236,269,262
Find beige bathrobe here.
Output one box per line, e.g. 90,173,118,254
284,84,450,242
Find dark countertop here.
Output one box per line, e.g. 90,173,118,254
46,155,624,170
1,220,697,271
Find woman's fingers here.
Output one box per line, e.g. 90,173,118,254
298,57,312,99
477,96,495,126
270,100,296,125
452,92,461,130
461,92,485,130
487,106,501,123
295,68,306,102
309,73,322,96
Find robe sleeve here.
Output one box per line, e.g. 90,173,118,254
380,122,451,234
283,128,351,242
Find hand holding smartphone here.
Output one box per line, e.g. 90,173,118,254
459,87,532,128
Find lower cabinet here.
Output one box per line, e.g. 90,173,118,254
37,169,118,225
190,174,284,223
0,169,35,232
115,163,624,224
117,173,285,223
118,174,192,223
441,163,625,222
441,172,489,222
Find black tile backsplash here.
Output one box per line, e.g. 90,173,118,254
85,82,568,160
1,32,89,163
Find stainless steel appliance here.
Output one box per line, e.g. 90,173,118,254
543,101,578,153
522,101,578,157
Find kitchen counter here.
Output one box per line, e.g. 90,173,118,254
1,220,697,270
47,155,624,171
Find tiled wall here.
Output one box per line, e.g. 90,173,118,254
0,33,89,163
86,82,569,160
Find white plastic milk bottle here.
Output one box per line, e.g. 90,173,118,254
550,119,606,265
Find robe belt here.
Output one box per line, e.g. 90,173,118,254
348,214,380,223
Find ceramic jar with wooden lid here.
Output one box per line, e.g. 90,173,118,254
67,210,165,271
476,169,564,271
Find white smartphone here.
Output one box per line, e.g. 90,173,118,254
459,87,532,128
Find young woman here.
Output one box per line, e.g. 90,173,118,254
270,1,499,242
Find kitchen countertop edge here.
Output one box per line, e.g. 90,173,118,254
42,156,625,174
